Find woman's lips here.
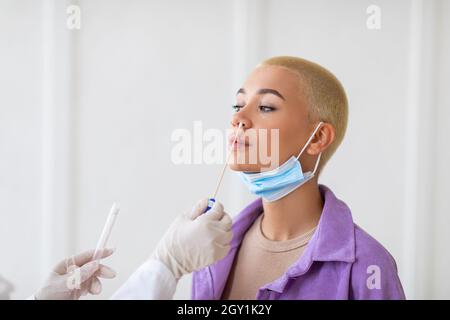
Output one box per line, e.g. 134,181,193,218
228,135,250,150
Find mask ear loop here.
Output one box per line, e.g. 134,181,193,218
312,152,322,175
296,121,324,160
295,121,324,176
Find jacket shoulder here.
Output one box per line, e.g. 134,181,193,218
349,224,405,299
353,225,398,269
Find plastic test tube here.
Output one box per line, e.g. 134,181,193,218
92,203,120,261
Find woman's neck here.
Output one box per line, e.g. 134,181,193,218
261,179,324,241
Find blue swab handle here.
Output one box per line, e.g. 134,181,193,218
204,198,216,213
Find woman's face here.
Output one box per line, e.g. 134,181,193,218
229,65,319,172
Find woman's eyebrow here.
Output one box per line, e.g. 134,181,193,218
236,88,286,100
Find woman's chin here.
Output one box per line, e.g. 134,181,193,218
229,163,262,173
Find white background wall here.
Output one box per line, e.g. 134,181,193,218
0,0,449,299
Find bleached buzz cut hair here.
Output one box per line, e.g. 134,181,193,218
260,56,348,170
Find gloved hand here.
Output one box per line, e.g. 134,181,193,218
34,248,116,300
150,199,233,279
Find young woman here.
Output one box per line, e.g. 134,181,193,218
191,56,405,300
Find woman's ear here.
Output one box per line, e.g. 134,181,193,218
307,122,335,155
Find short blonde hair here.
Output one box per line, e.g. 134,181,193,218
260,56,348,170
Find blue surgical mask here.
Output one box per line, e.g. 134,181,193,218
238,122,323,202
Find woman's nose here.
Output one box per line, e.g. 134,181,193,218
231,114,251,130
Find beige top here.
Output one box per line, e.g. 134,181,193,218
221,214,316,300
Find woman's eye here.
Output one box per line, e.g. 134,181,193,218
232,105,243,112
259,105,275,113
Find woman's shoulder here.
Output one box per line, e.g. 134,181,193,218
352,224,398,269
349,224,405,299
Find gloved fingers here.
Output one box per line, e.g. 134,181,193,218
78,260,100,283
70,289,82,300
214,242,231,252
207,218,232,233
218,213,232,231
54,248,115,274
74,248,115,265
212,242,231,260
54,255,76,274
79,286,89,297
65,260,113,299
88,277,102,295
214,229,233,246
205,224,229,239
210,201,224,217
198,201,224,221
189,198,209,219
95,264,117,279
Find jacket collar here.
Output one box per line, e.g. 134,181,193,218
208,184,356,297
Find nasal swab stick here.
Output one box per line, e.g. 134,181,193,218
205,123,243,212
92,203,120,261
212,122,243,198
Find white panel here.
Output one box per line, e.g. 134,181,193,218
40,0,77,281
402,0,439,299
430,0,450,300
0,0,44,299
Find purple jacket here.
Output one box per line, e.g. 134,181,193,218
192,184,405,300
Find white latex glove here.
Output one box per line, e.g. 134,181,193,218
150,199,233,279
34,248,116,300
